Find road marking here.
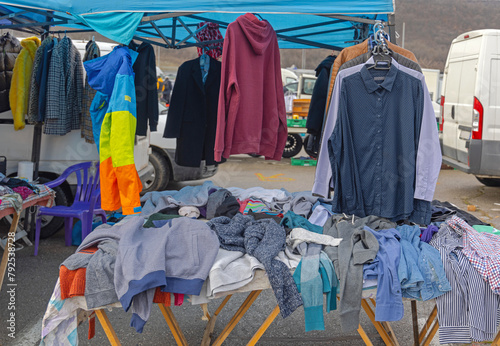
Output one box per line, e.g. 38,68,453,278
10,315,43,345
255,173,295,182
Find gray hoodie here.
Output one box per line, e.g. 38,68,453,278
114,216,219,333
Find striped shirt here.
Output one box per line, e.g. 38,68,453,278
447,216,500,295
430,218,500,344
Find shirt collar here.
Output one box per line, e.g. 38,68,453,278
360,59,398,93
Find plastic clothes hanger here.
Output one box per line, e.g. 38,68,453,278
368,22,391,70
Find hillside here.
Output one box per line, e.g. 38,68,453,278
395,0,500,70
283,0,500,71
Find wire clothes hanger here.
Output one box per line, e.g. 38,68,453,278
252,13,264,20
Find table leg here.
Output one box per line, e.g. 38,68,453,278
411,300,420,346
418,304,437,344
95,309,121,346
381,322,400,346
246,304,280,346
492,330,500,346
201,295,233,346
0,213,19,293
212,290,262,346
358,324,374,346
421,320,439,346
158,304,188,346
369,298,399,346
361,299,394,346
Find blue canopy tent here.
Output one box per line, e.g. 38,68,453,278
0,1,396,51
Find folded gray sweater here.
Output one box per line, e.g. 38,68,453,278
61,224,120,309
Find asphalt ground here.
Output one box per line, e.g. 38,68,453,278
0,155,499,345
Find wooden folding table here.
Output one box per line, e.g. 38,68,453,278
0,189,55,292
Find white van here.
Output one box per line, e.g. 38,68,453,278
422,68,442,130
440,29,500,186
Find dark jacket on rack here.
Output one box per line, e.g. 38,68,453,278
27,36,52,123
306,55,336,136
0,33,21,113
163,56,221,167
128,41,158,136
81,40,100,143
43,37,83,135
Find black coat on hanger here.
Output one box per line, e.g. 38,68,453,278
163,56,221,167
128,40,159,136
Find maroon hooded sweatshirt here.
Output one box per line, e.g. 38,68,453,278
215,13,287,161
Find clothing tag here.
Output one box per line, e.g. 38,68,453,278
374,76,386,81
200,54,210,84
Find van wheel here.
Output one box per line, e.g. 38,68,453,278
283,133,303,158
142,151,170,194
476,176,500,187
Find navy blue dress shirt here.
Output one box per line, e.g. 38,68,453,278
328,63,430,223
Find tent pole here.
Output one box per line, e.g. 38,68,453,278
171,18,177,47
26,14,51,241
387,13,396,44
320,14,379,25
32,16,51,181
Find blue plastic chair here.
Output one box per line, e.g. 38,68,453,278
34,162,107,255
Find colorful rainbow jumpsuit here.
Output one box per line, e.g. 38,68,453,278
84,46,142,215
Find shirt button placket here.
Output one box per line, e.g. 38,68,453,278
376,93,383,211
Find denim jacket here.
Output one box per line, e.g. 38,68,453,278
397,225,451,300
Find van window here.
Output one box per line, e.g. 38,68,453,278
458,58,477,105
301,78,316,95
445,62,462,103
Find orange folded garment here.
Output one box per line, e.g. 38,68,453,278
153,288,184,306
59,246,99,300
59,246,185,339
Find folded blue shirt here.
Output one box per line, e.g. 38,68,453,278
397,225,451,300
364,226,404,322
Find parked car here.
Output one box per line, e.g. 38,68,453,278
440,29,500,186
143,103,218,193
281,68,298,85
